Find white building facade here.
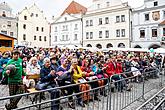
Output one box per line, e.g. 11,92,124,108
51,14,83,47
83,0,132,49
132,0,165,49
51,1,87,48
17,4,50,48
0,2,17,40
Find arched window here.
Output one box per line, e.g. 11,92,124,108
96,44,102,49
118,43,125,48
106,43,113,48
134,45,142,48
86,44,92,47
148,44,160,49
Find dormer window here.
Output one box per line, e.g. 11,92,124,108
154,1,158,6
2,11,6,17
65,17,67,21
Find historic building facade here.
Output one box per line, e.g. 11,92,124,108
17,4,50,48
83,0,132,49
132,0,165,49
0,2,17,40
51,1,87,48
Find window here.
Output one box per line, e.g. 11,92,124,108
39,36,42,41
55,27,57,32
90,32,93,39
62,26,65,31
105,17,109,24
24,16,27,20
163,28,165,36
116,29,120,37
62,35,64,41
64,17,67,21
99,18,102,25
86,20,89,27
86,32,89,39
66,25,68,31
34,36,36,40
90,20,93,26
41,27,44,32
30,13,34,17
152,29,157,37
36,27,39,31
140,30,145,38
97,4,100,9
99,31,102,38
154,1,158,6
74,34,78,40
121,29,125,37
10,32,14,36
1,31,7,34
75,24,78,30
66,35,68,40
54,36,57,42
116,16,120,22
36,14,38,17
105,30,109,38
23,24,26,29
2,11,6,17
106,2,110,7
145,14,149,21
121,15,125,22
23,34,26,40
7,21,11,27
44,36,46,41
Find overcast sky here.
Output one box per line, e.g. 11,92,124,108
3,0,144,20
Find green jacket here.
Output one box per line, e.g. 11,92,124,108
3,58,26,84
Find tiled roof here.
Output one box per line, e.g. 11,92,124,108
61,1,87,16
159,20,165,26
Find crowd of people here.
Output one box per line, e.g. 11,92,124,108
0,46,163,110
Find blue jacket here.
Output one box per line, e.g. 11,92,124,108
40,66,57,83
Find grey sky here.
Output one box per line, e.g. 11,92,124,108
3,0,144,20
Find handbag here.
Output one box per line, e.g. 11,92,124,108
35,81,50,90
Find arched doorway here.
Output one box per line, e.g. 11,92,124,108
148,44,161,49
96,44,102,49
106,43,113,48
118,43,125,48
86,44,92,47
134,45,142,48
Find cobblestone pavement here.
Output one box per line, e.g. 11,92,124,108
0,73,165,110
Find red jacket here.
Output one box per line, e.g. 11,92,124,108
116,62,123,74
104,61,116,76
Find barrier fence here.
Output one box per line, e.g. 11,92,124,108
0,67,164,110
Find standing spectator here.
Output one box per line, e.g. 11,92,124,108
4,50,26,110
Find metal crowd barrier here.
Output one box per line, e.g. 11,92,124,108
0,67,164,110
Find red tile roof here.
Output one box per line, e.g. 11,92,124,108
159,20,165,26
61,1,87,16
